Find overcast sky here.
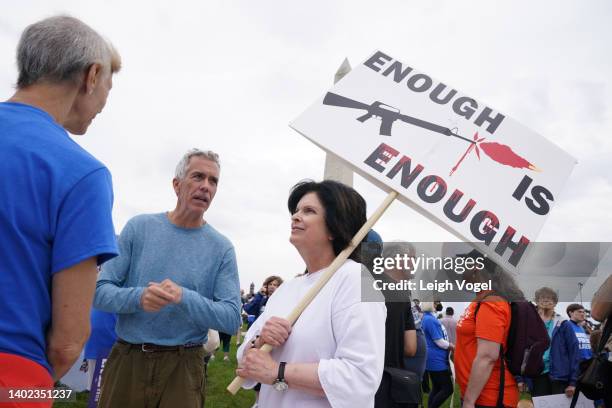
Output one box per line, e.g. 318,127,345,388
2,0,611,299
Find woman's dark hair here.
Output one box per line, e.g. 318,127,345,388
288,180,366,263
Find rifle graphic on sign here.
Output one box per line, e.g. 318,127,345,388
323,92,473,142
322,92,539,175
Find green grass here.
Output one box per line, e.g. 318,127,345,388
52,330,529,407
203,336,256,408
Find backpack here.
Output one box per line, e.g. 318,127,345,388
474,293,551,408
474,293,551,377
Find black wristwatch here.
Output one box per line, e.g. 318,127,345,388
272,361,288,391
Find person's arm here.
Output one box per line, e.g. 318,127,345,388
94,222,145,313
204,330,220,353
404,302,417,357
433,337,452,350
591,275,612,322
404,329,417,357
47,257,97,381
285,363,326,396
236,322,324,395
178,247,241,335
236,348,325,396
236,312,266,389
462,338,501,408
427,318,452,350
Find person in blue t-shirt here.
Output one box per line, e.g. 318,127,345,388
421,302,454,408
0,16,121,396
549,303,593,398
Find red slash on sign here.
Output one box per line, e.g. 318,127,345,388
450,133,539,176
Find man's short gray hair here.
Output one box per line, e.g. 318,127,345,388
175,149,220,180
16,15,121,88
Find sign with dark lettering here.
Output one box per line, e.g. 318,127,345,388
87,357,106,408
290,50,576,271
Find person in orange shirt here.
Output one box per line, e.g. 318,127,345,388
454,250,523,408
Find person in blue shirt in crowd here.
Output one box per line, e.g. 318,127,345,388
549,303,593,398
421,302,454,408
94,149,241,408
81,309,118,390
0,15,120,398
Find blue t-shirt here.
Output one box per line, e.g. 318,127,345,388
84,310,117,359
422,311,450,371
0,102,118,374
570,321,593,361
94,213,242,345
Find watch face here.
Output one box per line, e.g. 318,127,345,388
273,380,288,391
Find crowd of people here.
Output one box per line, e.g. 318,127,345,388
1,14,611,408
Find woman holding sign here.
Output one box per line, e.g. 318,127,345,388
236,180,386,408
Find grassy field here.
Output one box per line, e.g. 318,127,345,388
53,332,525,407
202,340,256,408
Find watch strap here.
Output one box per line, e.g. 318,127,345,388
277,361,287,382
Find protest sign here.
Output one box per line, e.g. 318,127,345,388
87,357,107,408
533,393,593,408
290,50,576,272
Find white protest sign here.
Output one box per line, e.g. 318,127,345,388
533,393,593,408
290,50,576,272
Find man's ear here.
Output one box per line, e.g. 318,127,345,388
84,63,103,95
172,178,180,196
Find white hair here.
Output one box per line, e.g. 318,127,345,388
16,15,120,88
420,302,435,312
175,148,220,179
